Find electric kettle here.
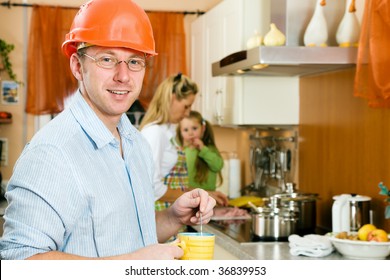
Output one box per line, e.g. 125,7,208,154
332,194,372,232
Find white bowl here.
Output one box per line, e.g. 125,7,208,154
329,233,390,259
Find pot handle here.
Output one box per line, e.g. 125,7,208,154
247,201,260,214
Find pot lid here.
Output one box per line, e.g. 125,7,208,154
274,192,318,202
333,194,371,202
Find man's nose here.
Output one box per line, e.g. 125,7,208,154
114,62,131,83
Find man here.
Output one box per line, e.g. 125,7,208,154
0,0,215,260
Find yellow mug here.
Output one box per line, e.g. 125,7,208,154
176,232,215,260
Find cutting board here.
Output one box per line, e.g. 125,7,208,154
228,196,263,208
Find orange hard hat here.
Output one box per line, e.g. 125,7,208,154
62,0,157,58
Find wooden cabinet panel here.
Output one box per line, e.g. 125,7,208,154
299,68,390,232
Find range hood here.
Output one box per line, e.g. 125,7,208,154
212,0,359,77
212,46,358,77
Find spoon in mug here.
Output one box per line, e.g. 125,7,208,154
198,190,203,235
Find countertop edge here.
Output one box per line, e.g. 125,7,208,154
192,224,256,260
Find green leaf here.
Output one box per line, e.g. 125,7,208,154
378,182,390,196
0,38,18,82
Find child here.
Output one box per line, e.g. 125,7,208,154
177,111,229,206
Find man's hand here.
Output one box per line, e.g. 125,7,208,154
123,243,184,260
170,188,216,226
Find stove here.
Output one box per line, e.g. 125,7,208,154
209,217,325,243
209,219,290,243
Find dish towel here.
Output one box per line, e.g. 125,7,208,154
288,234,334,257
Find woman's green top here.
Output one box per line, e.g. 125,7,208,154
184,145,223,191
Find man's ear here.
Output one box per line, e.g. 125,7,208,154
69,53,83,81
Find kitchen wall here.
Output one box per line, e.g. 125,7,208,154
0,5,27,183
299,69,390,232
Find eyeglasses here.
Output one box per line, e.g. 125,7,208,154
82,53,146,72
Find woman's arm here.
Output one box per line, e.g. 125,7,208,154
141,125,172,200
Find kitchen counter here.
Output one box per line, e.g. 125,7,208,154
192,223,390,260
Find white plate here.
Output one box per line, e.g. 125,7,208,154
329,233,390,259
211,215,251,221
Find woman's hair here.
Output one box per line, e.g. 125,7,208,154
177,110,223,185
139,73,198,129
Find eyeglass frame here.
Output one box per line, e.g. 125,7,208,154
81,53,147,72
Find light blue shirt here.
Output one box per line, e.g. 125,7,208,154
0,91,157,259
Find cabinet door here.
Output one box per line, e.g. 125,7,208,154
204,13,224,124
190,15,205,114
191,12,225,123
242,76,300,125
204,0,243,124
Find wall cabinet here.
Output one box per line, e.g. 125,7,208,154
235,76,300,125
191,0,243,124
191,0,277,125
191,0,298,125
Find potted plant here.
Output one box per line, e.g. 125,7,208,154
378,182,390,219
0,38,18,81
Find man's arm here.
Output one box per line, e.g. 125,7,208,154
26,245,183,260
155,189,216,243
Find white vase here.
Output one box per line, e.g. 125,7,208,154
303,0,328,47
336,0,360,47
246,30,262,49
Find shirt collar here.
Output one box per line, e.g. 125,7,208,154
69,91,137,149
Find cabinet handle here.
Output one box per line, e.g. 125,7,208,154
215,89,223,124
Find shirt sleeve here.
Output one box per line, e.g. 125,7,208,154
0,144,82,260
198,146,224,172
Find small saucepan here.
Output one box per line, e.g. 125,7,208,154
249,197,298,241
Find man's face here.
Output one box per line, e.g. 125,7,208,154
71,46,146,124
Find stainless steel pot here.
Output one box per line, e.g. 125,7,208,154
274,183,318,235
277,194,318,235
251,196,298,241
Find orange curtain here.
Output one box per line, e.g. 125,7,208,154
140,12,187,109
26,6,78,115
26,6,187,115
354,0,390,107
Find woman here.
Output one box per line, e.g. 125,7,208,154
139,73,198,210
